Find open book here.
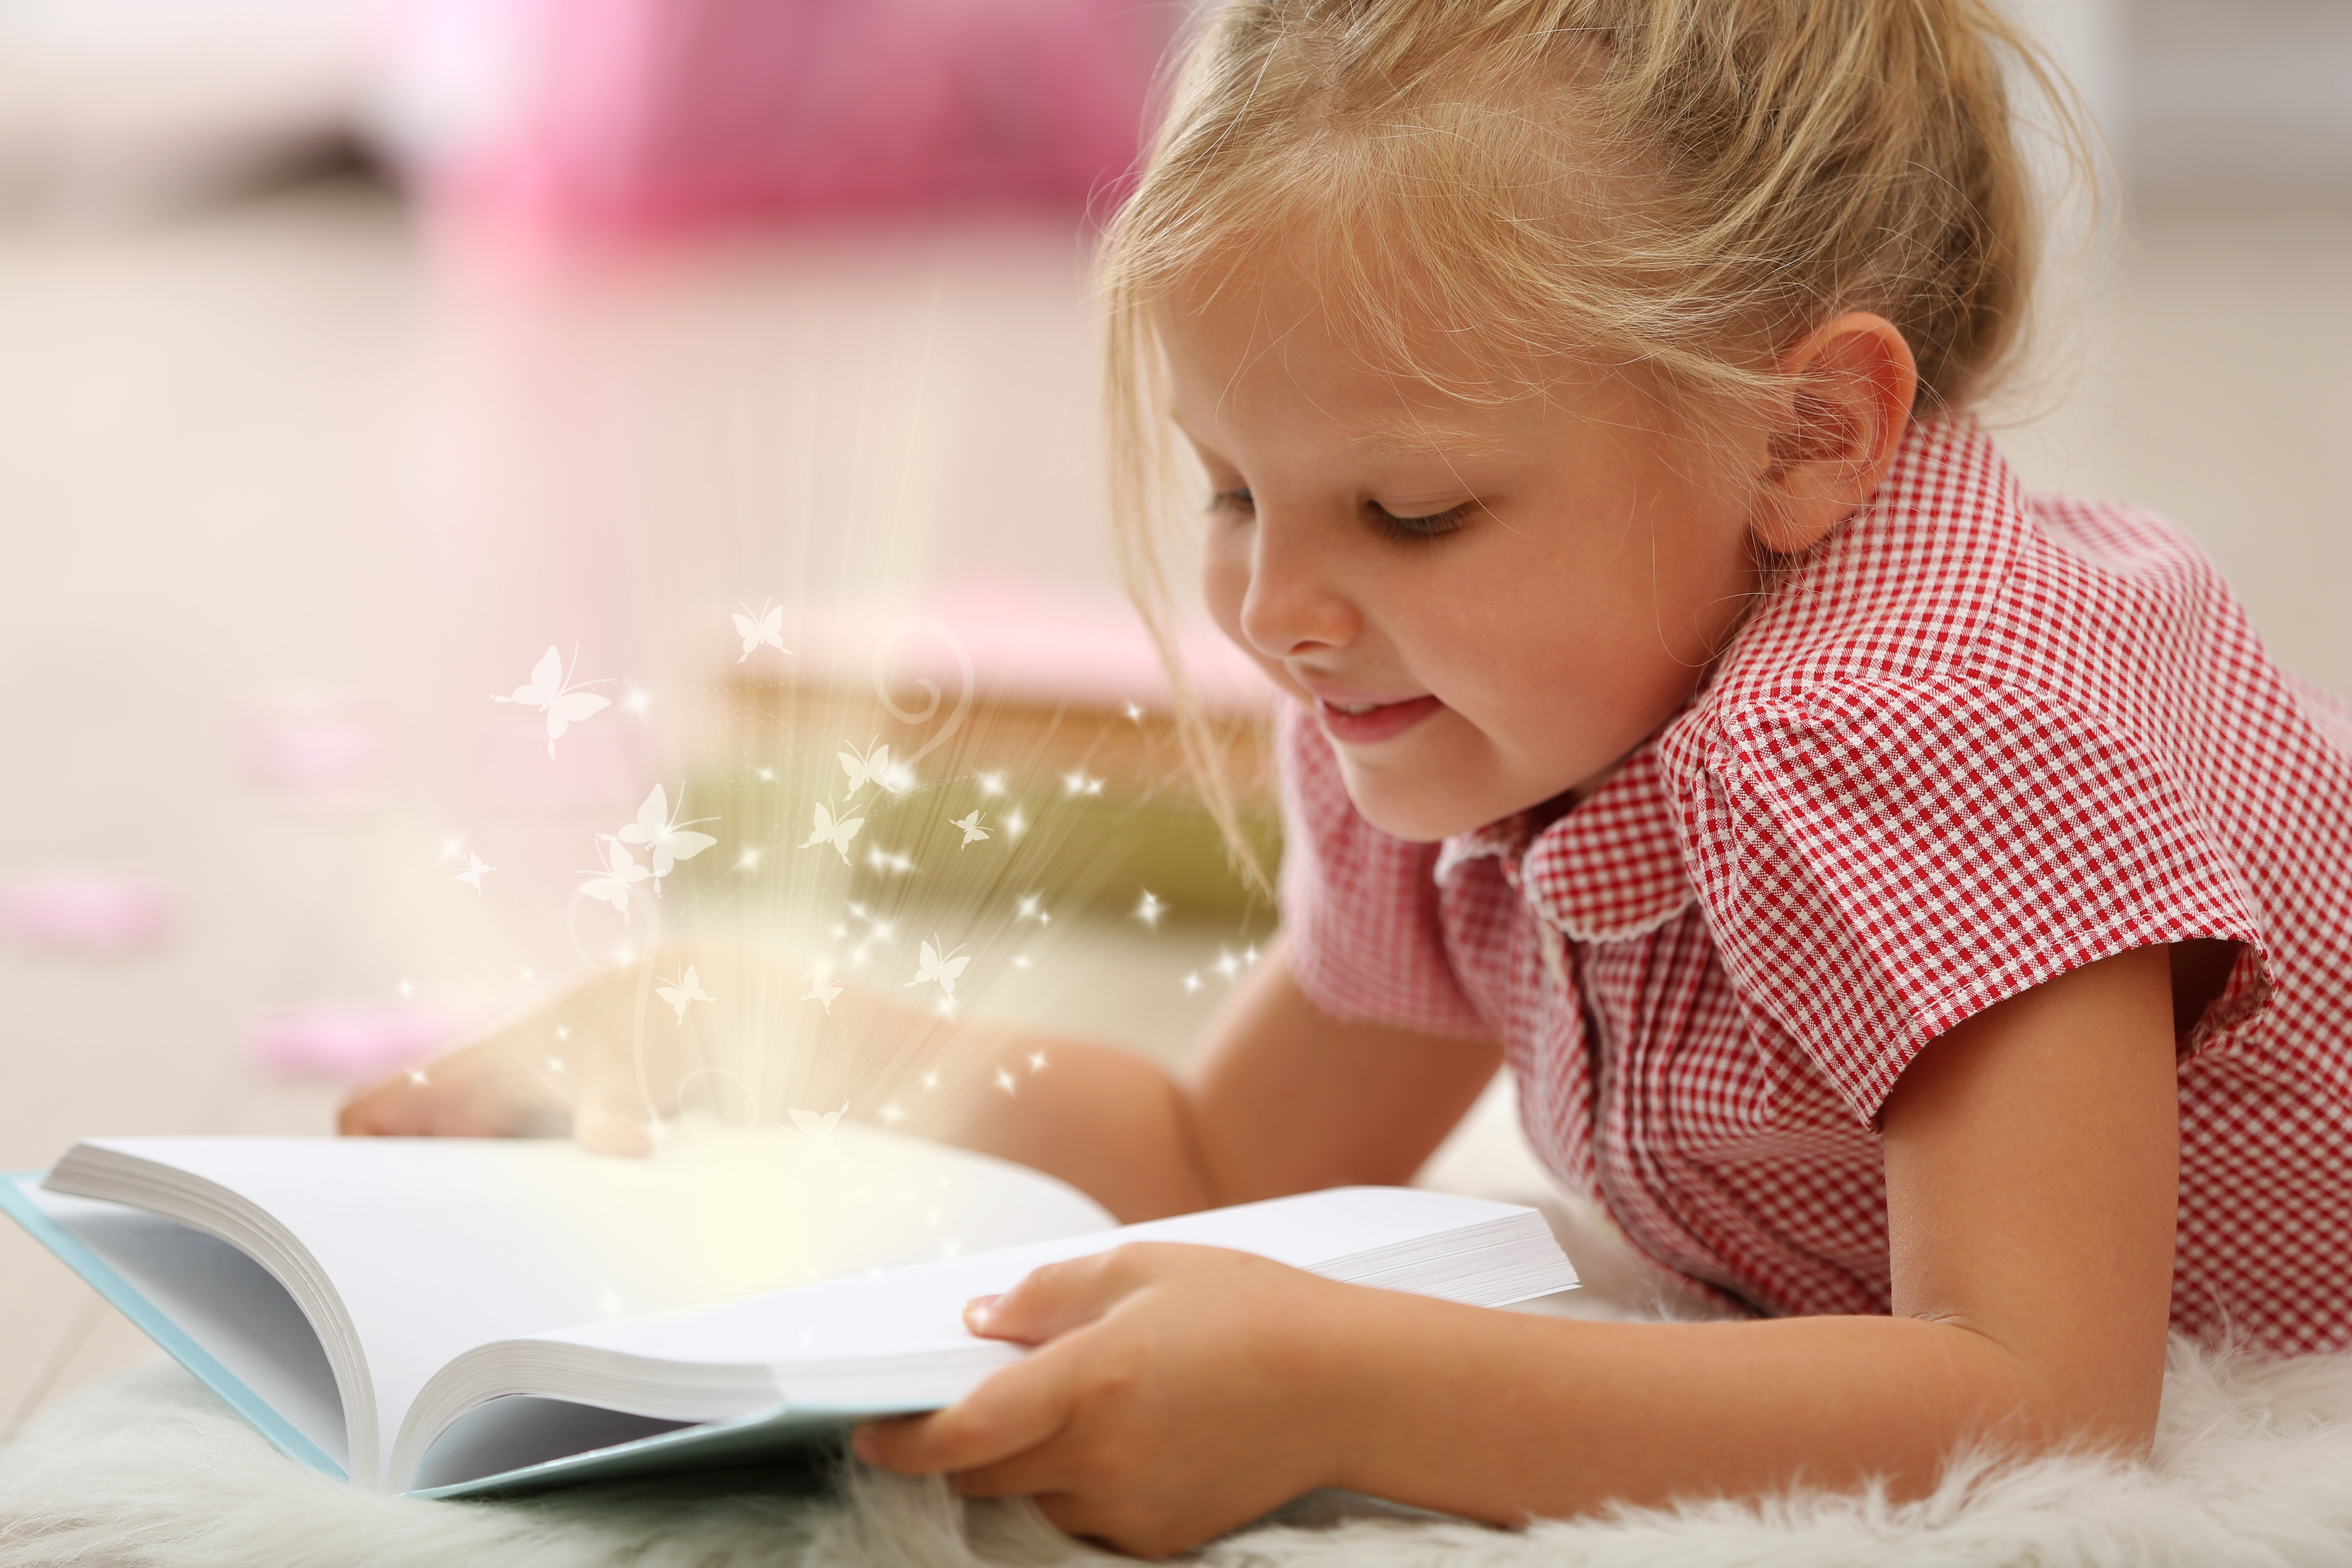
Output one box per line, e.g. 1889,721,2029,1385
3,1127,1577,1498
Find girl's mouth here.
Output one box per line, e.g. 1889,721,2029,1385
1316,694,1443,745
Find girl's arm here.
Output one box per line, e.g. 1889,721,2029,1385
858,943,2179,1557
340,938,1505,1225
919,942,1502,1218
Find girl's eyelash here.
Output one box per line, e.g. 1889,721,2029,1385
1207,488,1472,542
1371,502,1472,541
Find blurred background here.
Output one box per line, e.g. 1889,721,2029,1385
2,0,2345,1436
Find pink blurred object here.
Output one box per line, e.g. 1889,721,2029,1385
236,690,391,811
379,0,1171,242
470,708,648,811
794,575,1276,717
247,1000,471,1080
0,871,177,954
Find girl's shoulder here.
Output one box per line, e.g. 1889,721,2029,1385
1690,416,2276,734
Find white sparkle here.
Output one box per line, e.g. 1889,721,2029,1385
756,766,775,782
993,1067,1017,1095
978,772,1007,797
1016,893,1045,922
407,1068,429,1085
439,836,463,861
869,918,896,943
546,1057,566,1073
737,848,762,869
1011,954,1035,970
1183,971,1204,994
1062,770,1104,798
396,978,415,1000
1124,700,1144,723
921,1071,940,1090
1005,808,1028,840
1133,890,1167,931
615,945,636,964
879,1102,906,1125
1028,1050,1048,1072
519,967,534,982
1213,948,1242,982
624,686,651,715
555,1025,571,1041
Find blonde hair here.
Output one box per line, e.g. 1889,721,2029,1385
1101,0,2091,881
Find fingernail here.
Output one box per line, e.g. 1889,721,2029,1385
964,1293,1002,1325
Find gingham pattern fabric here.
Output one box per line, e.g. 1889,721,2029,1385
1281,417,2352,1353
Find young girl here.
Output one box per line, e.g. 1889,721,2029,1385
345,0,2352,1555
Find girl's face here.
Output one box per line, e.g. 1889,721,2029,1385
1171,257,1776,842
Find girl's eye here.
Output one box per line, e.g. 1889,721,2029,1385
1370,501,1472,541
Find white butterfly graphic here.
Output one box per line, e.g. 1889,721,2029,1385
454,852,494,892
732,599,789,663
804,973,844,1013
613,784,717,883
655,965,714,1022
950,810,989,849
492,646,611,757
838,739,905,797
801,800,865,864
906,938,972,1000
578,838,650,915
787,1103,853,1173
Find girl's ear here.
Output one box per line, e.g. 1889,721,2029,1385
1749,312,1919,556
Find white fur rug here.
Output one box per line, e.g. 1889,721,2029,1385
9,1339,2352,1568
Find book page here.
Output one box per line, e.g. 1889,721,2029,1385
552,1187,1541,1372
50,1125,1111,1486
11,1183,349,1474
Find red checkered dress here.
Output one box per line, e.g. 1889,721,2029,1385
1281,416,2352,1354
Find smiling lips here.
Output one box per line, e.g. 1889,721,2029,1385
1315,694,1443,744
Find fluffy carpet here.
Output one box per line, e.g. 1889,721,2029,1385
9,1337,2352,1568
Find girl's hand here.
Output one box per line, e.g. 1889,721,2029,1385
336,1020,649,1150
337,963,667,1153
852,1243,1376,1559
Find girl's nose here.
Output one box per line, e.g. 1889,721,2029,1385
1238,513,1360,661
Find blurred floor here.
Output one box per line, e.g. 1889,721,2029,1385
1,179,2346,1437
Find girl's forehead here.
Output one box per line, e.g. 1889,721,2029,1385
1158,267,1594,453
1158,238,1616,404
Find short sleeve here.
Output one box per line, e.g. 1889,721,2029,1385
1681,677,2270,1123
1276,703,1492,1038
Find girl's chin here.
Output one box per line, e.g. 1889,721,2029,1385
1334,765,1496,845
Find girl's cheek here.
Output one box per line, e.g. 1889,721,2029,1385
1201,537,1252,648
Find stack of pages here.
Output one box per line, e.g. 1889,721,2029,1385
2,1127,1577,1497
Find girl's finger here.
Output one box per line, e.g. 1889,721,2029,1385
964,1244,1169,1344
855,1340,1082,1474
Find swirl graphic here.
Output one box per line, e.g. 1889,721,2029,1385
872,617,974,771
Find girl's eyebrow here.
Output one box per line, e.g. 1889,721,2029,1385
1348,422,1515,462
